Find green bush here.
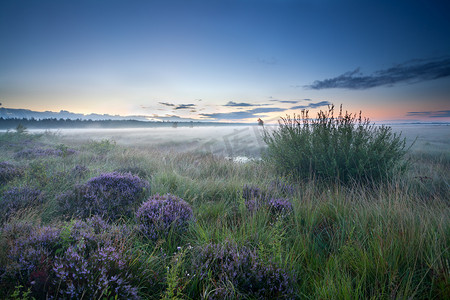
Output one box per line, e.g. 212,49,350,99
263,105,409,183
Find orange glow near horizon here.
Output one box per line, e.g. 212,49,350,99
2,98,448,123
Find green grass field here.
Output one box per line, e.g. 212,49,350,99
0,124,448,299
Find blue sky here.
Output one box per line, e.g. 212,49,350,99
1,0,449,122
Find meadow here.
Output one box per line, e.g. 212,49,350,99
0,120,448,299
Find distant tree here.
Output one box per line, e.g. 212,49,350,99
16,123,27,134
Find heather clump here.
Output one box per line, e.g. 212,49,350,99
242,184,293,215
263,105,409,183
0,186,44,223
0,222,61,296
192,241,296,299
0,161,23,184
0,217,139,299
53,244,138,299
58,172,150,220
136,194,194,240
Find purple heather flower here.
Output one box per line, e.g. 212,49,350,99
192,241,295,299
136,193,194,240
1,186,44,222
58,172,150,220
0,161,23,184
242,184,293,216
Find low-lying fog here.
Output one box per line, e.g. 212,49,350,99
23,124,450,159
52,126,267,159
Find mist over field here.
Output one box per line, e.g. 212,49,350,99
29,126,268,158
22,124,450,159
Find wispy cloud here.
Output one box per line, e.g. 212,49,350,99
269,99,301,104
200,111,256,120
249,107,285,114
224,101,259,107
175,104,196,110
406,110,450,118
159,102,175,107
291,100,331,109
158,102,196,110
306,56,450,90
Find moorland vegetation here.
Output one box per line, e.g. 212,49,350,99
0,107,448,299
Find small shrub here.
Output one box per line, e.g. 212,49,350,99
0,162,23,184
136,194,194,240
263,105,409,183
0,187,44,223
15,124,27,134
192,241,295,299
58,172,150,220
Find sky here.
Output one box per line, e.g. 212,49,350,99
0,0,449,123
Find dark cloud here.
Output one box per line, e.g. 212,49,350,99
159,102,175,107
406,110,450,118
224,101,257,107
291,100,331,109
175,104,196,110
306,56,450,90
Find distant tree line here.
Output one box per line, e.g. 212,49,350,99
0,117,242,130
